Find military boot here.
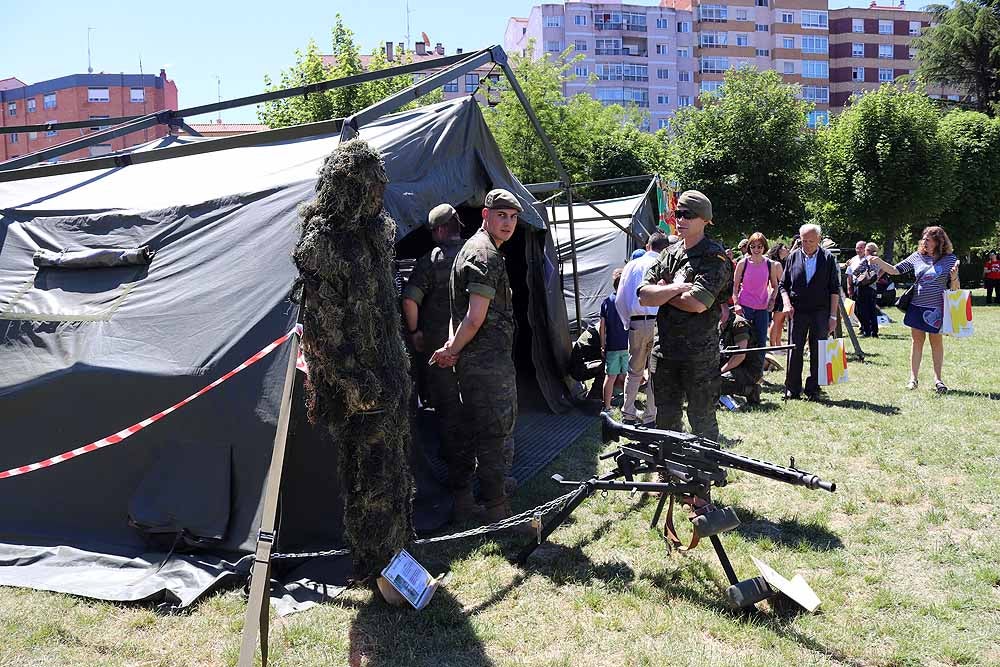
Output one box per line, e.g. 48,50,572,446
452,489,484,523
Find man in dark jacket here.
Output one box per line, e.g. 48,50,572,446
780,223,840,400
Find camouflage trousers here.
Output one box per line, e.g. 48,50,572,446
424,362,465,489
652,350,720,442
453,359,518,506
720,366,762,399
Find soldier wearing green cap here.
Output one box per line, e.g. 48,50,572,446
638,190,731,442
402,203,470,518
430,188,521,523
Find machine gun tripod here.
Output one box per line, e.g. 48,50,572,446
517,414,837,610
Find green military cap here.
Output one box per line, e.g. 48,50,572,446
677,190,713,223
427,203,460,230
484,188,523,212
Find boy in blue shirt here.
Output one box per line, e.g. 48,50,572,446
600,268,630,412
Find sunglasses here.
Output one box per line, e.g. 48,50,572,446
673,209,698,220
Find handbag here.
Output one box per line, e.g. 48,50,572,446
895,284,914,310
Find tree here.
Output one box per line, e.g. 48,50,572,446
662,67,815,243
937,110,1000,250
484,43,662,192
258,15,441,129
816,85,953,260
913,0,1000,115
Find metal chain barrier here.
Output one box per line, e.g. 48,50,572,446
270,489,579,561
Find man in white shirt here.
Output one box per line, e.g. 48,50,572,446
845,240,866,298
615,231,673,425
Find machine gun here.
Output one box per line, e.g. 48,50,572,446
517,414,836,610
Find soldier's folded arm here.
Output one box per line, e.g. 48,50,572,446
670,256,731,313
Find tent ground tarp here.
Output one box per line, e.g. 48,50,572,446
0,98,577,609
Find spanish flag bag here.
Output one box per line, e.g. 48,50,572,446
817,338,848,386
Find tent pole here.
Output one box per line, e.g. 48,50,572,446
566,185,583,333
573,192,645,246
237,323,302,667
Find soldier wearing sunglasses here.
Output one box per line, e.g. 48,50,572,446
637,191,732,441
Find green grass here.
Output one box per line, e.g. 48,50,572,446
3,293,1000,667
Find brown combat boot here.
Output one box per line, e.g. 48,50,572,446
452,489,484,523
483,498,536,536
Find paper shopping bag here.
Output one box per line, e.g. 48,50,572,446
817,338,848,386
941,290,974,338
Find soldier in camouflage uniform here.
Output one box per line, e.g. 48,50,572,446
402,204,476,519
430,189,520,522
719,307,764,405
638,190,731,442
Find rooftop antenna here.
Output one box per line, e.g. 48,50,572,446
87,27,95,73
404,0,413,50
216,75,223,124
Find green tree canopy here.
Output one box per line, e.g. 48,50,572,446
816,85,953,260
937,109,1000,250
913,0,1000,115
258,15,441,129
661,67,815,244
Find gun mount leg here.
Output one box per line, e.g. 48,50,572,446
708,535,739,585
515,483,593,565
650,492,669,529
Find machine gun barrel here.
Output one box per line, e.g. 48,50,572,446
720,344,794,357
601,414,836,493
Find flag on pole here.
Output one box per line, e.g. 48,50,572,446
657,184,677,235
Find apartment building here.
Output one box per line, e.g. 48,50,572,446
0,70,178,163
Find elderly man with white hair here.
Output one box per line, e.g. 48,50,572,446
779,223,841,400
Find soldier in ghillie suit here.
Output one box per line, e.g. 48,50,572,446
401,204,479,522
638,190,732,442
430,189,520,523
293,139,414,579
719,307,764,405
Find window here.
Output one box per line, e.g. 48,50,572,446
656,43,669,55
26,98,36,113
701,32,728,48
87,87,110,103
852,18,864,33
45,120,58,137
755,24,769,32
802,60,828,78
801,11,828,28
781,12,794,23
89,144,113,157
736,34,750,47
801,36,828,54
130,87,145,103
807,110,829,128
678,70,691,82
44,93,56,109
443,79,458,92
852,67,865,81
656,18,669,29
701,80,724,94
597,63,623,80
658,119,670,130
574,40,587,51
783,61,794,74
623,11,646,29
89,115,110,131
909,21,920,36
879,44,893,59
756,48,770,57
544,15,562,27
679,95,693,106
783,37,795,49
657,68,670,79
677,21,691,33
802,85,829,103
657,94,670,104
545,40,562,52
6,102,15,117
465,73,479,93
574,66,589,78
596,38,622,54
701,56,730,73
879,68,893,82
574,14,587,26
852,42,864,57
28,131,37,140
948,94,960,101
8,133,17,144
879,20,892,34
736,9,748,21
677,47,690,58
623,64,647,81
908,46,917,59
596,88,624,105
756,0,768,6
699,5,728,22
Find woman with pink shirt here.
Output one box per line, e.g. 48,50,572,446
733,232,782,363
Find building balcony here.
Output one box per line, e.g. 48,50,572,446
595,22,624,31
626,24,647,32
595,48,624,55
624,75,649,82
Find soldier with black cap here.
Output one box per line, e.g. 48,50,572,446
638,190,732,442
430,189,520,523
402,203,473,520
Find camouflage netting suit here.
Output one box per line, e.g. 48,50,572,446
293,139,414,579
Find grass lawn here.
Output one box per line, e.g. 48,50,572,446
2,293,999,667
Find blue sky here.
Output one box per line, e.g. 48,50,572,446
2,0,927,124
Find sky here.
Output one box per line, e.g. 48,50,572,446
2,0,930,124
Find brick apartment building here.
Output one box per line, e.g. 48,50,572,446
0,70,178,163
507,0,959,130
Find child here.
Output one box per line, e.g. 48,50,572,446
600,268,630,412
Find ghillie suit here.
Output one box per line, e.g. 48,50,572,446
293,139,414,579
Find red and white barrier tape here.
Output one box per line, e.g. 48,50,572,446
0,324,303,481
